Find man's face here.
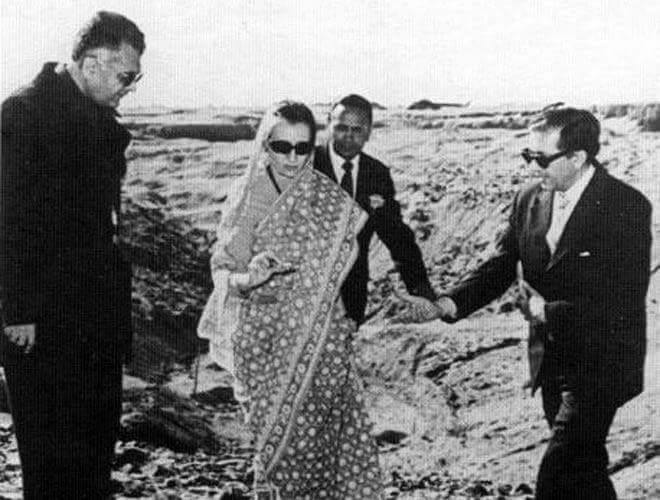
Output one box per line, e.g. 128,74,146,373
329,104,371,160
531,129,580,191
83,42,142,108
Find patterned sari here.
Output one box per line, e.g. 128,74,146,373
199,119,382,498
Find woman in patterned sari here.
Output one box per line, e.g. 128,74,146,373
198,101,382,498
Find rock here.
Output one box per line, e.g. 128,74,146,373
640,104,660,132
383,486,400,498
375,429,408,446
514,482,534,494
407,99,469,111
158,124,256,142
192,386,238,406
219,481,250,499
120,387,226,453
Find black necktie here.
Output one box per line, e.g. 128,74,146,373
340,161,353,197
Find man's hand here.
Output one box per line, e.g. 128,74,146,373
394,290,457,323
3,323,36,353
516,280,547,325
435,296,458,321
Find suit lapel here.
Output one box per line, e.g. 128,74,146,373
523,186,553,275
314,145,338,183
355,154,370,205
546,168,605,270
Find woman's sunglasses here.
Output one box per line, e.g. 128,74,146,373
521,148,570,169
268,141,313,156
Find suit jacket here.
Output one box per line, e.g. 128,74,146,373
449,167,651,407
314,144,435,324
0,63,133,359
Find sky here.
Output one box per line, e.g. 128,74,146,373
2,0,659,109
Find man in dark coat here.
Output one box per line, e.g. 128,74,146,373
435,108,651,499
314,94,436,324
0,11,145,499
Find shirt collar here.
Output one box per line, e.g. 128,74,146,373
329,141,360,171
558,165,595,204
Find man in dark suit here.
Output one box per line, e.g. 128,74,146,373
314,94,436,325
435,108,651,499
0,12,144,499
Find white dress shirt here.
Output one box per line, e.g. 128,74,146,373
329,141,359,199
545,166,595,254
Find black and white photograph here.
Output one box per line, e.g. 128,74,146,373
1,1,658,498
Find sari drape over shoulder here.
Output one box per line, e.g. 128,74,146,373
198,158,382,498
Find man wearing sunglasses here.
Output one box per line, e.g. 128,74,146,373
314,94,437,325
1,11,145,499
434,108,651,499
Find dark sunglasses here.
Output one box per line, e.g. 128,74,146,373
521,148,570,169
268,141,313,156
117,71,142,87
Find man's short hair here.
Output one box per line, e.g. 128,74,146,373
531,107,601,159
72,11,145,61
331,94,373,126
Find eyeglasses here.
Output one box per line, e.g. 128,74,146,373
85,54,142,87
521,148,570,169
268,141,313,155
116,71,142,87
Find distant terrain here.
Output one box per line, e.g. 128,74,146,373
1,102,658,499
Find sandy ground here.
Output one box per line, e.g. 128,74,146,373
1,106,658,499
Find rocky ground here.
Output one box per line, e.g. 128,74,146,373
1,105,659,499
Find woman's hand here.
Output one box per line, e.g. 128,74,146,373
231,251,294,290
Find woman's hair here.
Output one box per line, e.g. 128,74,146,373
268,100,317,146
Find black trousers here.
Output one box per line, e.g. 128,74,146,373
536,380,618,500
1,330,122,500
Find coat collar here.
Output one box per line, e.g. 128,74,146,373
315,144,337,182
545,166,608,270
34,62,131,153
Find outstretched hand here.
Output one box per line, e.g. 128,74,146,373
393,289,449,323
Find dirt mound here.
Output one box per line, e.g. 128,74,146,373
595,102,660,131
640,103,660,132
119,195,214,382
408,100,468,111
157,124,257,142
